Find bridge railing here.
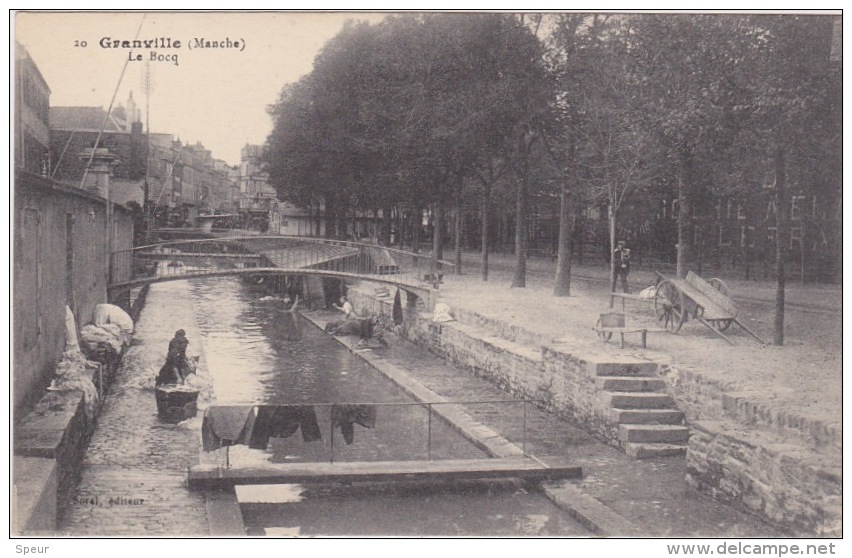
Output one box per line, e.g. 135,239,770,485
110,235,455,291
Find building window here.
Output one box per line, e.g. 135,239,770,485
737,203,746,220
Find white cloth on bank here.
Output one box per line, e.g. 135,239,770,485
95,303,134,335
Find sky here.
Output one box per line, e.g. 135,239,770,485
14,11,389,166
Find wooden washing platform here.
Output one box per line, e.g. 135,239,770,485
188,456,581,490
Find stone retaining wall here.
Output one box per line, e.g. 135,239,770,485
346,284,841,537
347,287,641,451
13,343,126,533
687,421,842,537
659,364,841,452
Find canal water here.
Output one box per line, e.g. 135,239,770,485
185,276,589,536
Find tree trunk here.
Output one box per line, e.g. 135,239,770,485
382,203,392,245
553,185,573,296
314,200,322,237
774,147,787,346
511,175,528,288
413,203,422,253
433,198,444,272
454,183,463,274
325,195,336,238
481,183,490,282
496,207,504,254
397,204,405,250
676,165,693,278
609,203,617,292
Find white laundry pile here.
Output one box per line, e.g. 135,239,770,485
94,303,134,335
432,302,455,323
48,349,101,420
81,323,128,352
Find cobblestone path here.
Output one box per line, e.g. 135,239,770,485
59,281,212,536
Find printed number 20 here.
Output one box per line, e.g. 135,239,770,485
74,40,87,47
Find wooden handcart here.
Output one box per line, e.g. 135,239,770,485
653,271,766,345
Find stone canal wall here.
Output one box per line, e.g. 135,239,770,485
347,287,655,452
13,170,135,415
13,350,123,534
686,421,841,537
346,284,840,537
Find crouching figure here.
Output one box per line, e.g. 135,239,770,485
155,329,198,386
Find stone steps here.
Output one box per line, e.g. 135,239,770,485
625,442,688,459
595,376,666,392
604,388,691,458
604,391,677,410
618,424,691,444
592,361,660,378
421,303,690,460
610,408,685,425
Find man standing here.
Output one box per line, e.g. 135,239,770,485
613,240,631,293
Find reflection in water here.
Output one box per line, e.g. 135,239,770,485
190,277,482,465
185,276,587,536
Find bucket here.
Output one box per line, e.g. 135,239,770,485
155,386,199,423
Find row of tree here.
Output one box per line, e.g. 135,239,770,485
263,13,841,345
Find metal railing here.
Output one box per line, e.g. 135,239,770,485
209,398,536,468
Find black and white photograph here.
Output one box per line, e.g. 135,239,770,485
9,8,842,546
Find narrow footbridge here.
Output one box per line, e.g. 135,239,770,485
189,455,581,490
108,232,453,302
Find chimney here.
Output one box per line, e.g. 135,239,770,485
127,91,137,124
79,147,120,198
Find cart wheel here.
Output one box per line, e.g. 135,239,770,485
655,279,686,333
708,278,730,297
595,318,612,341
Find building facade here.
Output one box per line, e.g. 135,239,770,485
147,136,238,227
15,42,51,175
49,101,148,208
238,143,278,231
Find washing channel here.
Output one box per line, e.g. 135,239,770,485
186,276,590,536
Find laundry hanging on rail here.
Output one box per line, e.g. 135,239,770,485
247,405,323,450
201,406,254,452
331,404,377,445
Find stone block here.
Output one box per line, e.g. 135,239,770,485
595,376,666,392
619,424,690,444
610,408,685,425
605,392,676,409
12,457,58,535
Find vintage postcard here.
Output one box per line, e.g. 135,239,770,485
11,9,842,547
